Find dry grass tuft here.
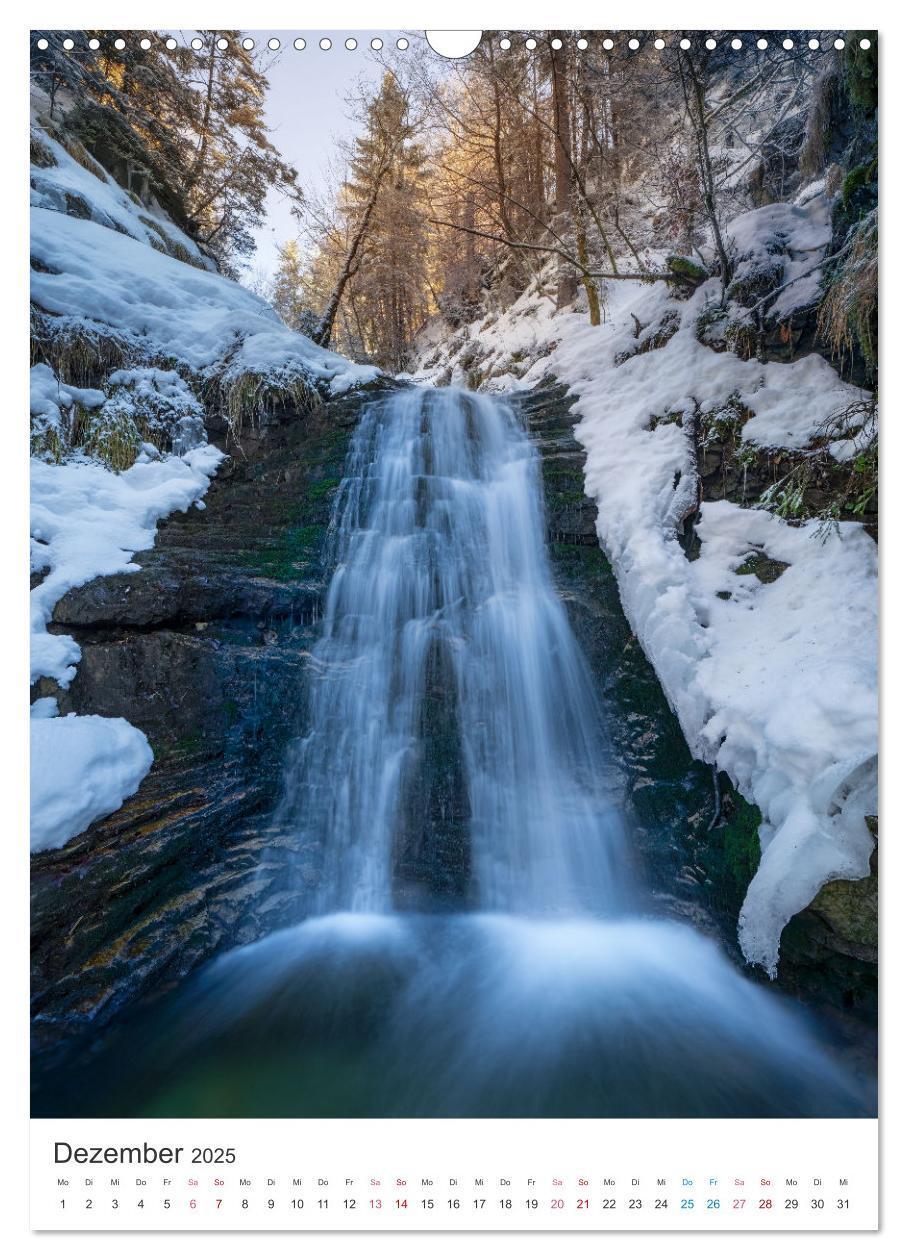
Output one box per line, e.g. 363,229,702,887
217,368,321,437
818,212,878,377
30,311,133,388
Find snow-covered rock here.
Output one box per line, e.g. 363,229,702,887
30,128,380,398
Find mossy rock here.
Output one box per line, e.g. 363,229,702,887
667,255,709,290
734,551,790,584
700,788,763,916
845,32,878,117
727,257,785,309
809,867,877,960
80,411,143,472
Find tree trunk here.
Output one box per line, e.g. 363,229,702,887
187,37,218,190
573,202,601,326
681,52,732,289
488,44,516,240
313,161,390,347
550,43,577,309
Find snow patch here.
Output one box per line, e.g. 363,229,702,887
30,709,153,853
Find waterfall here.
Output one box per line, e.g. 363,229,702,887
72,387,870,1119
277,388,629,916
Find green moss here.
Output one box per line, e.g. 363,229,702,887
251,522,330,581
307,476,341,503
704,791,763,914
541,461,586,507
841,157,878,224
667,255,709,286
550,540,613,576
844,32,878,116
167,730,208,758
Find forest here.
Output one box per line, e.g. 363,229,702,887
30,31,878,1120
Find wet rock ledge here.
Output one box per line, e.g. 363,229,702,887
30,385,397,1050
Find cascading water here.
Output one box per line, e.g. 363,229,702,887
65,388,872,1118
276,387,629,916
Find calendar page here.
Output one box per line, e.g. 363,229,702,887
27,20,879,1236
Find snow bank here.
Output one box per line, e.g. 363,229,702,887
551,300,875,973
30,361,104,427
30,129,380,394
30,705,153,853
415,224,876,974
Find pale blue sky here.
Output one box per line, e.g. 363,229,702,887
243,31,397,278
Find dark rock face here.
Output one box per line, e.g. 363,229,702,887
30,387,397,1058
392,637,472,910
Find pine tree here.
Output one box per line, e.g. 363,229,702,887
272,240,311,328
179,32,302,267
30,30,302,273
309,72,430,365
